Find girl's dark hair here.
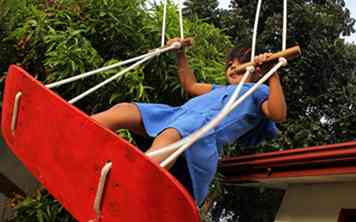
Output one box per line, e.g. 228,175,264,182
225,47,251,70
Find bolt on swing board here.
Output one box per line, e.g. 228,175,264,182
1,65,200,222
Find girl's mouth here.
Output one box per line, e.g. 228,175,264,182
229,72,243,79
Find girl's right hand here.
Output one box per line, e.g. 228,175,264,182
254,52,273,65
166,37,193,50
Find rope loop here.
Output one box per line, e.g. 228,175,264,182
246,66,256,73
11,92,23,135
279,57,288,67
89,161,113,222
171,42,182,50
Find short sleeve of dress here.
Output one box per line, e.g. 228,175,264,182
211,84,223,91
253,84,269,109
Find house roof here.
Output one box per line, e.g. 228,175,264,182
219,141,356,185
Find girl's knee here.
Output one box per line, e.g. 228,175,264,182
163,128,182,140
148,128,182,168
153,128,182,147
111,102,136,111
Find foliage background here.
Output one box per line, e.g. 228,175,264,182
1,0,356,221
0,0,230,221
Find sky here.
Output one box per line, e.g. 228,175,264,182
344,0,356,43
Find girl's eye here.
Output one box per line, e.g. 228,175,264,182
225,62,233,71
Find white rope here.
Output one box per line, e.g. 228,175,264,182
47,1,185,103
146,67,251,157
159,69,253,167
178,0,184,40
251,0,263,60
282,0,287,50
68,55,155,104
160,70,252,168
11,92,22,134
68,43,182,104
230,59,287,112
149,0,265,162
160,61,286,168
149,0,290,167
146,68,253,159
46,0,180,89
92,162,112,221
46,50,164,89
146,133,191,158
161,0,168,47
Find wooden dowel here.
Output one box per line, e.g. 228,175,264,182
235,45,301,74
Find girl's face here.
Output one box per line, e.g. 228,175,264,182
225,59,261,84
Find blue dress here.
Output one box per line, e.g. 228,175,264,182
135,83,277,206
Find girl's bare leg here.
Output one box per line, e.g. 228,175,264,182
91,103,146,137
93,105,181,168
146,128,182,169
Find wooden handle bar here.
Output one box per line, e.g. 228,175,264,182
236,45,301,73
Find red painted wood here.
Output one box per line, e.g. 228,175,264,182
219,134,356,184
225,165,356,183
221,149,356,169
1,65,200,222
221,141,356,164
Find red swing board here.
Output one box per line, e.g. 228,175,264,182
1,65,200,222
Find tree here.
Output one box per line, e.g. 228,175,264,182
183,0,219,19
0,0,232,220
183,0,221,28
1,0,355,221
205,1,356,221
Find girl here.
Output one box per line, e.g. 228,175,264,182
91,38,287,206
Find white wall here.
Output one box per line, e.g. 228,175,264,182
275,182,356,222
0,137,40,220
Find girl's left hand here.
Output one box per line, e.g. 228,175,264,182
254,53,273,65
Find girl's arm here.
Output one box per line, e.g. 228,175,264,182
167,38,212,97
175,50,212,97
261,73,287,122
253,53,287,122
